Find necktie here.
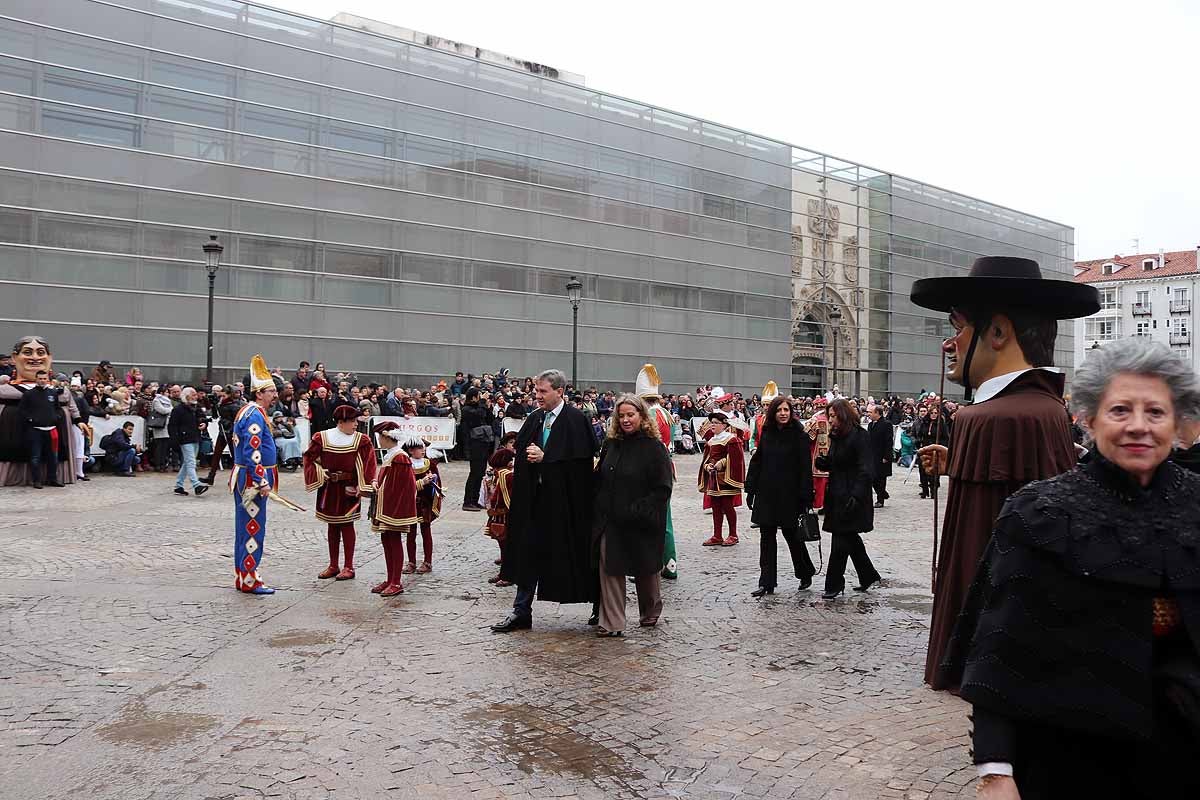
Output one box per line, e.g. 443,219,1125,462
542,411,555,447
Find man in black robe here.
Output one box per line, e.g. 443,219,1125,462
492,368,598,632
911,256,1100,689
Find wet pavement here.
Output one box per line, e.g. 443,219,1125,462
0,456,975,799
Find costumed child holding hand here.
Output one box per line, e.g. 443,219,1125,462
403,436,442,575
367,422,417,597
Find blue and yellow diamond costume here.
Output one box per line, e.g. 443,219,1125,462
229,354,278,594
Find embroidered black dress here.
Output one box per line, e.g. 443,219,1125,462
939,453,1200,798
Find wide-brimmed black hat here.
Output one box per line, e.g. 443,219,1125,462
910,256,1099,320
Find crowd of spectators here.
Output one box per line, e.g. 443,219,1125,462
5,353,989,494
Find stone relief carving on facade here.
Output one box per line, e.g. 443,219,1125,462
843,234,859,282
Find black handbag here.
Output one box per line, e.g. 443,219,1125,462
801,509,821,542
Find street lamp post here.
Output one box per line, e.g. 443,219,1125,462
566,276,583,388
829,305,842,394
202,235,224,386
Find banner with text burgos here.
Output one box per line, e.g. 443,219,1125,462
369,416,456,449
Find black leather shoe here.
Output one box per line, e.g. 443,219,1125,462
798,577,813,590
194,485,210,497
873,501,884,508
587,612,600,626
491,614,531,633
821,589,844,600
853,578,881,592
46,480,65,488
198,475,215,486
750,586,774,598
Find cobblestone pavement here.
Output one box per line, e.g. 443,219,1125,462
1,455,975,799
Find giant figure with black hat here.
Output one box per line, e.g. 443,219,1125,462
910,256,1099,689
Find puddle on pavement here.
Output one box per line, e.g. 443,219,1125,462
268,629,338,648
463,702,637,781
327,608,373,626
96,709,219,751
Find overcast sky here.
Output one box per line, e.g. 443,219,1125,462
273,0,1196,261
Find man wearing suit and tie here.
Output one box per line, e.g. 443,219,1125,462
492,369,599,632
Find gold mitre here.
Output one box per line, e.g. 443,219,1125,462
635,363,661,399
249,354,274,392
761,380,779,403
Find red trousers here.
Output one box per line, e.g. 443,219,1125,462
710,494,738,540
326,522,356,569
381,531,404,587
406,521,433,565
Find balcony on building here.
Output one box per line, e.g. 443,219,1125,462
1170,331,1191,345
1171,300,1192,313
1132,303,1153,316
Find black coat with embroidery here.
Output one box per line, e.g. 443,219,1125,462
938,454,1200,743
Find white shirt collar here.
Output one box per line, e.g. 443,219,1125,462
973,367,1062,404
544,398,565,419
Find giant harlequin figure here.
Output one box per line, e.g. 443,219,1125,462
635,363,678,580
229,354,279,594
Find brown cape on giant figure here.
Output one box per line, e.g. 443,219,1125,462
909,256,1100,690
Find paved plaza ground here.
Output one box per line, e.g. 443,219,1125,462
1,455,976,799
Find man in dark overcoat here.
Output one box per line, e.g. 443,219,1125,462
866,406,894,507
492,369,598,632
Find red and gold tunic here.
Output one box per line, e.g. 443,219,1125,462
698,430,745,502
302,428,377,524
411,457,442,524
369,445,419,532
485,465,514,542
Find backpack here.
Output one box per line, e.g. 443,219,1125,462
98,432,115,452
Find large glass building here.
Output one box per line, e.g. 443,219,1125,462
0,0,1074,395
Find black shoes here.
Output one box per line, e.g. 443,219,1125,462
798,577,813,590
195,485,210,497
750,586,774,598
174,487,188,496
31,481,42,489
873,501,885,508
462,503,483,512
77,475,90,481
821,589,844,600
853,578,881,592
587,608,600,626
491,614,532,633
198,475,215,486
46,480,65,488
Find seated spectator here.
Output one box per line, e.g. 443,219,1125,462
271,411,302,470
100,420,140,476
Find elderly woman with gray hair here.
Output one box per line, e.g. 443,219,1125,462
940,337,1200,799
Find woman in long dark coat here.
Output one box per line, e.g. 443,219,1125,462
745,395,815,595
941,338,1200,799
816,398,882,599
592,394,673,637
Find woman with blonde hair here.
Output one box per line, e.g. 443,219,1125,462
591,394,673,636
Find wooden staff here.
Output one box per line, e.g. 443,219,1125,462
930,362,948,593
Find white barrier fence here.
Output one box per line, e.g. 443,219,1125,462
91,414,455,454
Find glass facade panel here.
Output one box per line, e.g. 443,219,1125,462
0,1,1069,394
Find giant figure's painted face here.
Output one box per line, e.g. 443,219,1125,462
13,337,51,382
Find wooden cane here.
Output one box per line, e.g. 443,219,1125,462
930,363,947,593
